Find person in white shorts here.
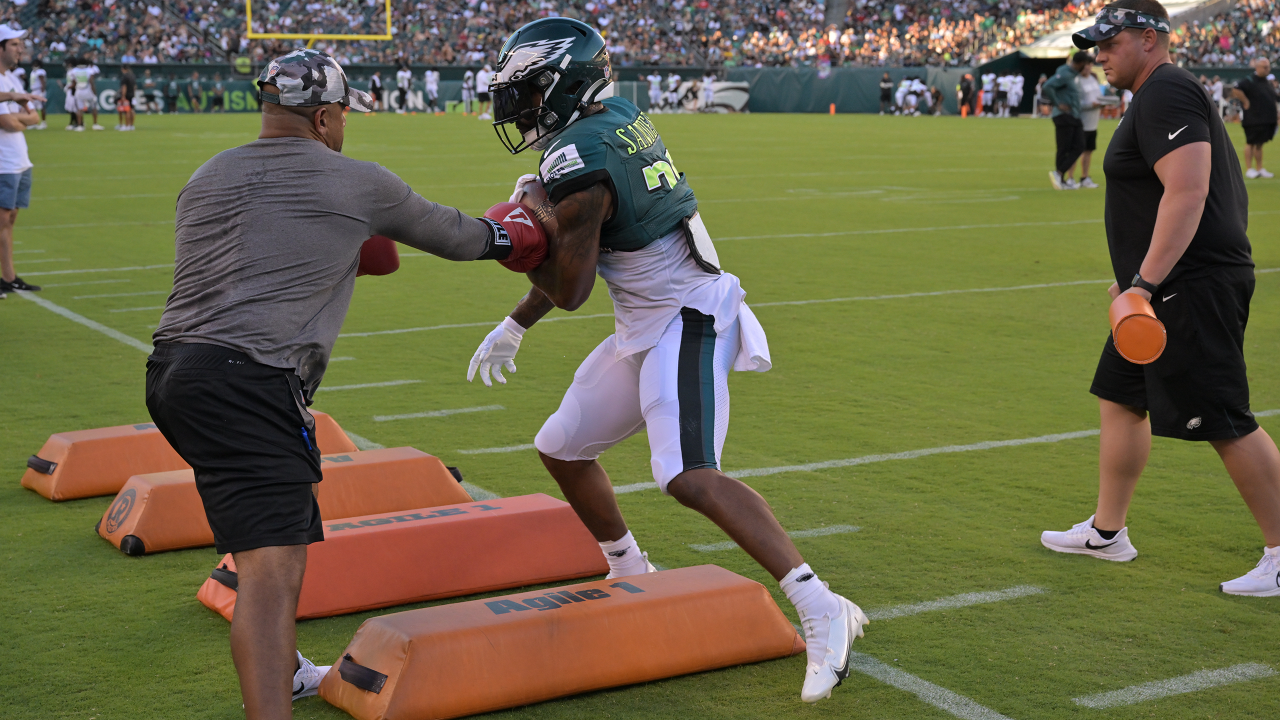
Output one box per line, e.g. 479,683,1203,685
86,54,103,129
700,70,716,110
424,68,439,113
394,62,412,113
27,58,46,129
646,70,663,111
476,64,492,120
461,69,476,115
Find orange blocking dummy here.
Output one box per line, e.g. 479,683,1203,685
99,447,470,555
196,493,609,621
22,411,356,501
318,565,805,720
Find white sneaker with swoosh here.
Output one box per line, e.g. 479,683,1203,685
292,651,330,701
1220,547,1280,597
1040,515,1137,561
800,592,869,702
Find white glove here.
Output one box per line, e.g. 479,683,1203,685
467,317,526,387
509,174,541,203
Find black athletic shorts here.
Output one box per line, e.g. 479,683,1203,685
145,342,324,553
478,91,491,102
1084,129,1098,151
1244,123,1276,146
1090,267,1259,441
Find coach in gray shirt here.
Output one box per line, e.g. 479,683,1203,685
146,50,519,719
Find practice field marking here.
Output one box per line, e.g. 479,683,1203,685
329,356,357,362
108,305,166,313
1073,663,1277,709
868,586,1046,622
40,279,131,288
13,249,45,254
850,653,1016,720
73,290,169,300
315,380,422,392
339,313,614,338
717,218,1102,242
690,524,860,552
373,404,505,422
1257,409,1280,418
21,220,175,230
14,258,71,264
751,279,1112,308
14,291,154,353
458,443,537,455
23,263,174,277
340,429,501,500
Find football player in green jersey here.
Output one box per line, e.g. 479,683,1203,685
466,18,869,702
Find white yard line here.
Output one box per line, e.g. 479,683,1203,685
73,290,169,300
868,586,1046,622
690,524,860,552
338,313,614,339
13,248,46,254
15,291,153,353
850,653,1016,720
342,431,384,451
21,220,174,230
340,430,500,500
23,263,173,277
373,404,505,422
1073,663,1277,709
717,219,1102,242
39,279,131,288
1257,409,1280,418
457,443,537,455
750,279,1112,308
14,258,71,264
329,356,357,362
108,305,166,313
315,380,422,392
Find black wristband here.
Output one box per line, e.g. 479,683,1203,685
1130,272,1158,294
476,218,513,260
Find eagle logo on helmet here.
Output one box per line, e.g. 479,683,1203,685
502,38,577,81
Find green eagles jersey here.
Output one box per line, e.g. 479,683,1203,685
538,97,697,252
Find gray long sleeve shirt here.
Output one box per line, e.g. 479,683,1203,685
154,136,492,399
1042,63,1082,119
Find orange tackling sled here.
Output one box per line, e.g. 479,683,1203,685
22,411,357,501
98,447,472,555
318,565,805,720
196,493,609,621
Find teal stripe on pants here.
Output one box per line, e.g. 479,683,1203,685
677,308,718,473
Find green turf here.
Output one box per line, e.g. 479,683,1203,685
2,110,1278,720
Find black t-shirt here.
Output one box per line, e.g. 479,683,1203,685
1235,73,1278,127
1103,64,1251,288
879,79,893,99
121,74,135,97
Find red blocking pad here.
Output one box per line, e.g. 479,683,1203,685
318,565,806,720
196,493,609,621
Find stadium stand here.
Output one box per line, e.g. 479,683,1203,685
6,0,1274,69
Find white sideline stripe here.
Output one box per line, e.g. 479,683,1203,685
15,257,71,264
341,430,502,500
73,290,168,300
13,249,45,254
373,404,505,422
22,220,174,230
850,653,1016,720
40,279,130,288
458,443,536,455
339,313,614,338
15,291,153,353
717,218,1101,242
868,586,1046,621
1073,663,1277,709
315,380,421,392
751,279,1111,307
1257,409,1280,417
690,524,860,552
23,263,173,277
329,356,357,362
108,305,166,313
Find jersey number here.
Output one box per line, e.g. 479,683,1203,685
642,151,681,192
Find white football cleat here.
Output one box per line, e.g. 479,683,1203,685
605,551,657,579
1245,168,1260,179
1259,168,1275,179
1041,515,1137,561
800,593,868,703
92,124,104,130
1080,177,1099,188
1062,178,1079,190
292,651,329,701
1220,547,1280,597
1049,170,1064,190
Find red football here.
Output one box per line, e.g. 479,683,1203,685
357,235,400,277
484,202,548,273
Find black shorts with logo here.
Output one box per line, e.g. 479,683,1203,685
1090,267,1259,441
1243,123,1276,146
145,342,324,553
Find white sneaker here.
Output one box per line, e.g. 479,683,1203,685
1049,170,1063,190
1220,547,1280,597
1259,168,1275,179
800,592,868,703
1246,168,1260,179
1041,515,1137,561
92,124,104,130
35,122,46,130
604,551,657,579
74,126,84,132
1062,178,1079,190
1080,176,1099,188
292,651,329,701
65,124,75,131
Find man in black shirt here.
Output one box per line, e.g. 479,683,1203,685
879,72,894,114
1040,0,1280,598
1231,58,1277,178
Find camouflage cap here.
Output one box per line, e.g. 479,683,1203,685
257,49,372,112
1073,7,1171,49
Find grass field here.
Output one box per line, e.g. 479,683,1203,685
2,109,1278,720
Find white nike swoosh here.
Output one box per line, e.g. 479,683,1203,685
1168,125,1188,140
1163,293,1177,302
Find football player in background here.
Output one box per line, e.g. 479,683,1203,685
28,58,46,129
470,17,868,703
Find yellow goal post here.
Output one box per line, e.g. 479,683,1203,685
244,0,394,44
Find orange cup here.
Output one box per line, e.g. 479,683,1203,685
1109,292,1166,364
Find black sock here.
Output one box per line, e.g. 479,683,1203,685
1094,527,1119,540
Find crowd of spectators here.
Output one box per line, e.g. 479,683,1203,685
5,0,1277,69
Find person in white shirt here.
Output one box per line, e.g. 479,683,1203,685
996,73,1013,116
665,72,681,110
461,68,476,115
1008,73,1025,116
28,59,46,129
65,58,96,131
476,64,492,120
1069,68,1105,188
1210,75,1225,117
369,70,383,112
981,72,996,115
646,71,663,111
424,68,439,113
86,54,103,129
700,71,716,111
0,25,42,299
394,62,412,113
